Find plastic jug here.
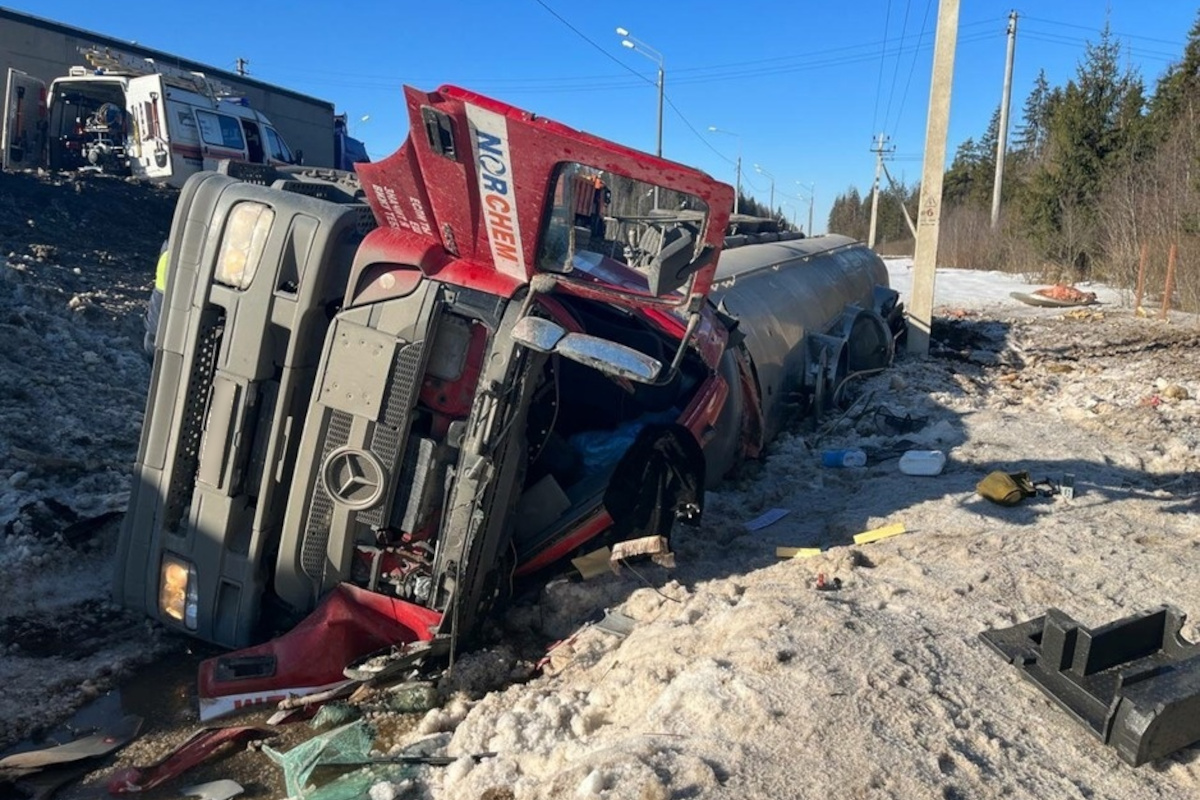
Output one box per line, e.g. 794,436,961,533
899,449,946,476
821,448,867,468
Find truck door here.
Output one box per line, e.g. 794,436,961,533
3,69,46,170
126,74,173,181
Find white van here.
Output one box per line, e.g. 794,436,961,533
2,48,300,187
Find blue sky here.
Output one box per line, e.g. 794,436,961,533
19,1,1199,232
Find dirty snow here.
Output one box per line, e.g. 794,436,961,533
1,173,1198,800
0,171,177,748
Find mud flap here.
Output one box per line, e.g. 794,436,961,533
196,584,441,721
981,606,1200,766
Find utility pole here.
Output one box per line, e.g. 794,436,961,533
734,154,741,214
990,10,1018,229
808,187,814,236
908,0,961,355
868,133,890,248
617,28,664,207
235,57,249,77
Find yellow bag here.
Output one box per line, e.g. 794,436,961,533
977,470,1037,506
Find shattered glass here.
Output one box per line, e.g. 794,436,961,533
263,720,375,798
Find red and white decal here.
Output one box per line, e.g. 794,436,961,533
465,103,525,280
197,680,351,721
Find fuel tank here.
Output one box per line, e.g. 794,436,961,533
708,233,899,443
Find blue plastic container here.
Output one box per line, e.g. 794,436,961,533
821,448,867,468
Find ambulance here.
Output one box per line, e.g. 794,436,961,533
2,47,300,187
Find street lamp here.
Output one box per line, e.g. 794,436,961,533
616,27,664,162
754,164,775,212
795,180,816,236
707,126,741,215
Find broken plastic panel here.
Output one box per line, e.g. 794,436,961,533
197,584,441,720
263,719,375,799
981,605,1200,766
303,763,415,800
107,726,272,794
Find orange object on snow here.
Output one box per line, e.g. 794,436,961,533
1032,284,1097,304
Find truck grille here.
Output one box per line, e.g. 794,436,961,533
358,342,425,528
164,316,224,533
300,409,353,580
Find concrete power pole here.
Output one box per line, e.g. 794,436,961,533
868,132,888,248
990,11,1018,229
907,0,961,355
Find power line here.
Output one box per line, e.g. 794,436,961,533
1020,30,1179,63
662,95,736,166
530,0,734,168
891,0,937,141
1020,14,1186,48
530,0,654,86
881,0,914,134
872,0,894,134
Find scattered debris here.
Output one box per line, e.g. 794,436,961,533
309,703,362,730
197,584,441,721
182,779,245,800
852,522,907,546
1062,473,1077,501
1162,384,1190,401
106,726,273,794
0,715,142,780
355,683,438,716
874,408,929,435
571,547,613,580
821,448,868,468
263,719,375,799
744,508,791,532
976,470,1037,506
609,536,675,569
898,450,946,476
593,609,636,638
815,573,843,591
776,546,822,559
1063,308,1105,321
981,606,1200,766
1011,285,1099,307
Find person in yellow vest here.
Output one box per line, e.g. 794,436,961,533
143,241,169,356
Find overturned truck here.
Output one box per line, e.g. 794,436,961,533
115,85,903,713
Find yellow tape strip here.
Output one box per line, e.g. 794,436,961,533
775,547,822,559
853,522,907,545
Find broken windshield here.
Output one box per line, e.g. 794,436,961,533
537,162,709,300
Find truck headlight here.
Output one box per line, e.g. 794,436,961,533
214,202,274,289
159,554,198,630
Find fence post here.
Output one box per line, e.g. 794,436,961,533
1134,242,1148,315
1160,243,1177,321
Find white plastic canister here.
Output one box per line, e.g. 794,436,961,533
898,450,946,476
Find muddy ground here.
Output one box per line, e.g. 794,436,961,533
1,172,1198,800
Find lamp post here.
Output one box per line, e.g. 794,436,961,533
707,126,741,214
754,164,775,213
616,27,664,162
795,180,815,235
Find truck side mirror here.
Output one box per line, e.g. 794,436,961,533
294,148,304,165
